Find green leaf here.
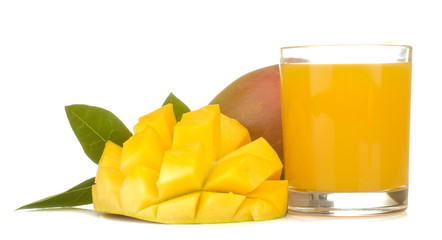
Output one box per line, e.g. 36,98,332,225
65,104,132,164
162,92,191,121
17,177,95,210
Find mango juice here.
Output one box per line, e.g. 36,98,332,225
280,63,411,192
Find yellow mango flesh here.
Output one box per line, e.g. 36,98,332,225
93,104,287,224
203,145,283,195
136,204,158,220
120,126,165,174
119,166,159,214
231,198,255,222
156,142,205,200
219,113,251,158
92,141,125,213
156,192,201,224
133,103,176,149
94,168,124,211
172,105,221,167
231,181,288,222
220,137,283,180
195,191,245,223
203,138,283,195
246,180,288,216
97,141,123,169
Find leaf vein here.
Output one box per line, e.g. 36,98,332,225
67,108,107,143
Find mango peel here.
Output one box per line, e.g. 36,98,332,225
92,104,287,224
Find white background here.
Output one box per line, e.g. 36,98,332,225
1,0,441,239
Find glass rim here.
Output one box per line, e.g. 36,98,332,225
280,44,412,64
280,44,412,51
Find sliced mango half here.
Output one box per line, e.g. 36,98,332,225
92,104,287,224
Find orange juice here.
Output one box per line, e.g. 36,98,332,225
280,62,411,192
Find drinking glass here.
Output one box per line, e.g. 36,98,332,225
280,45,412,216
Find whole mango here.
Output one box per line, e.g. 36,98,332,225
209,65,282,159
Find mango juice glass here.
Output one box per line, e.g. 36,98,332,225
280,45,412,216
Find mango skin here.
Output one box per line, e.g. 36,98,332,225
209,65,283,159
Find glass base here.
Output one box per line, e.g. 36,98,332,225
287,185,408,216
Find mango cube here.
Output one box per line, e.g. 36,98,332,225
94,168,124,204
92,141,125,213
195,191,245,223
156,192,201,224
172,105,221,162
97,141,123,169
92,173,123,213
219,113,251,158
203,153,280,194
119,166,159,214
92,104,287,224
246,180,288,216
203,138,283,194
136,205,158,221
120,126,165,174
232,199,255,222
156,142,205,200
232,198,283,222
221,137,283,180
133,103,176,149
